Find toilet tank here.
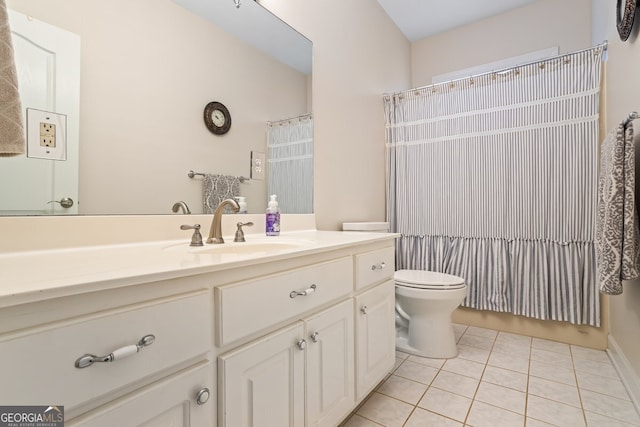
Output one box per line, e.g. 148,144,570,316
342,222,389,232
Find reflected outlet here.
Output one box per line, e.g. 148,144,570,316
251,151,265,181
26,108,67,161
40,122,56,147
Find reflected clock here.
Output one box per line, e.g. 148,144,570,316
204,101,231,135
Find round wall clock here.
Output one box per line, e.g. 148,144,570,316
204,101,231,135
617,0,637,41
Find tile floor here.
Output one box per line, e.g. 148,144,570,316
341,324,640,427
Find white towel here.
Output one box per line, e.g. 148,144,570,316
202,174,240,214
0,0,26,156
596,122,640,295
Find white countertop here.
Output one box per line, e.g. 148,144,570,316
0,230,398,308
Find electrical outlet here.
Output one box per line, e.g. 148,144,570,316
26,108,67,160
40,123,56,147
251,151,265,181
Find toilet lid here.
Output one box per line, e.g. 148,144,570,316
394,270,466,290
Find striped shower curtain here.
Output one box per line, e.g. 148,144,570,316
267,116,313,214
384,46,605,326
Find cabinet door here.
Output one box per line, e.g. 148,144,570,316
306,300,355,427
355,280,396,399
218,322,305,427
68,361,214,427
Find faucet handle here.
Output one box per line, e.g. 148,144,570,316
180,224,204,247
234,222,254,242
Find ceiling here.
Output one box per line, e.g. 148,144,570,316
376,0,542,42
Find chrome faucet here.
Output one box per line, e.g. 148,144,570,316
172,201,191,214
207,198,240,244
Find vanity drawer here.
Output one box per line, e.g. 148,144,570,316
216,257,353,347
355,246,395,290
0,290,211,414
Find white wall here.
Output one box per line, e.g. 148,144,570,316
7,0,309,215
411,0,592,88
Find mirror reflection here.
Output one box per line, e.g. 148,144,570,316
2,0,312,216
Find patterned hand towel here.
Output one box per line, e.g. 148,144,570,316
202,174,240,214
596,123,640,295
0,0,26,156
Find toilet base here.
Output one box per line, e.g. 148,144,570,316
396,323,459,359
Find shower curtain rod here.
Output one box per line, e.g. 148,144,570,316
385,41,608,99
267,113,312,126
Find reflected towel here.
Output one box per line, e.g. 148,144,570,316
202,174,240,214
596,122,640,295
0,0,25,156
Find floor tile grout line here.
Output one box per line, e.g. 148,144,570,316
523,337,532,426
570,344,590,427
460,328,497,425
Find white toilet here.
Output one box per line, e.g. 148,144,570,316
341,222,467,359
395,269,467,359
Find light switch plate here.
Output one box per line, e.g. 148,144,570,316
27,108,67,161
251,151,265,181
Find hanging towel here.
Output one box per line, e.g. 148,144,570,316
596,122,640,295
202,174,240,214
0,0,26,156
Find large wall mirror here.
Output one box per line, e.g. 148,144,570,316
2,0,312,216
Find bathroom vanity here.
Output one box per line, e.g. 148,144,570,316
0,224,397,426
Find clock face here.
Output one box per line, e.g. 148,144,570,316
211,109,226,127
204,102,231,135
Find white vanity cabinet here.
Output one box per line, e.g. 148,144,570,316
0,229,398,427
216,256,356,427
354,280,396,399
0,287,215,426
218,322,306,427
68,361,214,427
305,299,355,427
353,246,397,399
218,300,355,427
217,243,396,427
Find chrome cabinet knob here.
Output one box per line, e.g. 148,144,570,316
196,388,210,405
296,339,307,350
310,331,319,343
360,306,368,315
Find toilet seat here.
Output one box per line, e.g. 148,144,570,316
395,270,466,290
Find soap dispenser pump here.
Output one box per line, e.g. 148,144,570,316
265,194,280,236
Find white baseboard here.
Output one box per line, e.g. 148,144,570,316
607,335,640,414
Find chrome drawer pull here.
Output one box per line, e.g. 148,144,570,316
74,334,156,369
371,262,386,271
289,284,317,298
310,331,320,343
360,306,368,315
296,339,307,350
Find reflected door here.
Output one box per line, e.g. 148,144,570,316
0,10,80,215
